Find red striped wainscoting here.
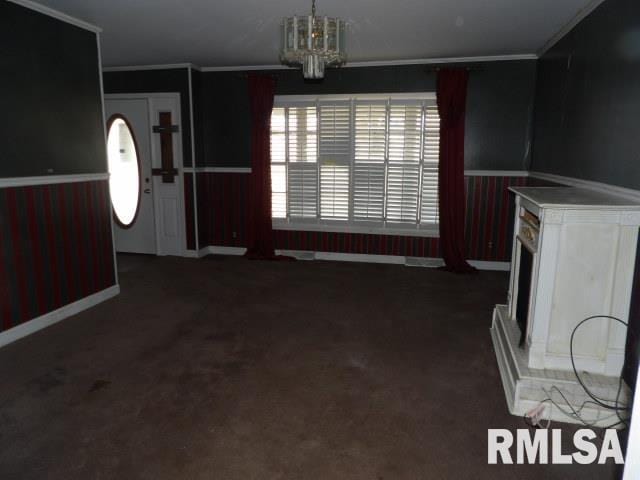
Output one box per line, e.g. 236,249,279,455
0,180,115,332
197,172,248,248
464,175,528,261
273,230,441,257
196,172,532,262
184,172,196,250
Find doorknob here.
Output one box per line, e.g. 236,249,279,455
144,188,151,194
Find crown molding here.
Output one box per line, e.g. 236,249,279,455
537,0,607,56
344,54,538,68
200,54,537,72
102,63,200,72
104,54,538,74
7,0,101,33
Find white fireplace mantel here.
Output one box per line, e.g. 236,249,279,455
491,186,640,426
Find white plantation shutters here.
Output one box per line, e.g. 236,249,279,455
420,105,440,225
319,103,351,220
287,105,318,219
270,107,287,218
354,102,386,221
287,165,317,218
386,103,422,223
320,165,349,219
270,94,440,233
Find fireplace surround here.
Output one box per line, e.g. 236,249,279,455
491,186,640,426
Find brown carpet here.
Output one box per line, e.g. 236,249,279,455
0,255,622,479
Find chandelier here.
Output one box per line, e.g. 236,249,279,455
280,0,346,79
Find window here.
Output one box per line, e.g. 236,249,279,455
271,94,440,236
107,115,141,228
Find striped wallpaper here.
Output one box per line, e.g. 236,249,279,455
184,172,196,251
195,172,534,262
197,172,248,249
464,175,528,261
0,180,115,332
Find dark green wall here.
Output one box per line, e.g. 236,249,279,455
103,68,193,167
530,0,640,389
197,60,537,170
531,0,640,189
0,1,105,177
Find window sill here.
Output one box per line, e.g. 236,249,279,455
272,220,439,238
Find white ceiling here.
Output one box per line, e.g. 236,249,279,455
34,0,599,67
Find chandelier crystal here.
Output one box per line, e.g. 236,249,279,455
280,0,346,79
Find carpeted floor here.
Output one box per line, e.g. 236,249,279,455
0,255,623,479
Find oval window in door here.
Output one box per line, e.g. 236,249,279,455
106,115,141,228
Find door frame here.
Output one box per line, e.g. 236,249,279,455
104,92,188,257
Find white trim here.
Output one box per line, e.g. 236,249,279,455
102,63,200,72
468,260,510,271
183,167,252,174
464,170,529,178
346,54,538,68
7,0,101,33
182,167,528,177
187,67,200,251
273,222,439,239
623,364,640,479
538,0,607,56
275,92,436,103
0,285,119,349
529,171,640,202
199,54,537,72
97,33,120,286
0,173,109,188
104,55,537,74
197,245,508,271
300,250,406,265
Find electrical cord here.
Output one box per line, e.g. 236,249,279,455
524,314,634,430
542,386,625,427
570,315,631,414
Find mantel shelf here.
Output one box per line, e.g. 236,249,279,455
509,186,640,210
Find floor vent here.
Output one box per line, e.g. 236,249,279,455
286,251,316,261
405,257,444,268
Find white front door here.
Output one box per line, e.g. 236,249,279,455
147,95,185,256
105,94,185,256
105,98,156,254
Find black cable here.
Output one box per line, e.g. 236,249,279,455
570,315,631,414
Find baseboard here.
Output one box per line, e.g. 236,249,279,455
283,250,407,265
468,260,511,271
0,285,120,349
198,245,247,257
198,245,509,270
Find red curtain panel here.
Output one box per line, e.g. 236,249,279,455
245,74,277,259
436,69,476,273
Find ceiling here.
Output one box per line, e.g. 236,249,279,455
35,0,600,67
